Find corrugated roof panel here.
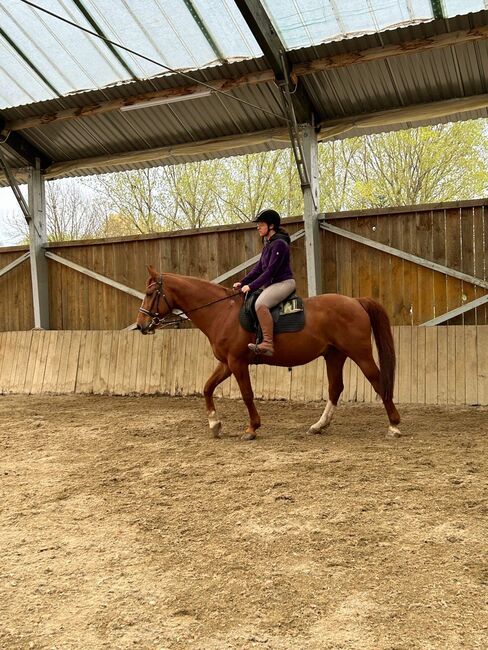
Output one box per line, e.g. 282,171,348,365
0,0,262,110
2,0,485,112
262,0,435,49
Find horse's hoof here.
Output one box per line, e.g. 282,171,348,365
209,420,223,439
308,425,323,435
241,431,256,441
386,425,401,438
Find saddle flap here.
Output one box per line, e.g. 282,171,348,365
239,290,305,335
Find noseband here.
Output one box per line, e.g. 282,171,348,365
139,275,174,330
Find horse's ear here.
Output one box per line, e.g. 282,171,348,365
147,265,159,278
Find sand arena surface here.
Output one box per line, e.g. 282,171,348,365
1,394,487,649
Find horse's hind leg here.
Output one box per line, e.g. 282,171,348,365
204,362,232,438
353,350,401,438
309,347,346,434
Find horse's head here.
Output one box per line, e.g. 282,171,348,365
136,266,174,335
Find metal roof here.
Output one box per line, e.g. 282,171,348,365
1,1,484,110
1,2,488,185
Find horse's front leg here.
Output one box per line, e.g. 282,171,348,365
228,359,261,440
204,362,232,438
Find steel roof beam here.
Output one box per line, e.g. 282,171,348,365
6,22,488,134
0,26,61,97
429,0,446,20
0,116,51,168
182,0,225,62
233,0,316,123
70,0,139,80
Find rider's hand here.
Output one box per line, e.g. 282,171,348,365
241,285,251,293
232,282,241,290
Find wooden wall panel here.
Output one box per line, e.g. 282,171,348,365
1,202,487,332
1,327,487,405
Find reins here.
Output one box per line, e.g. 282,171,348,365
139,276,242,330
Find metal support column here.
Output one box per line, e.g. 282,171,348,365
300,124,322,296
28,159,49,329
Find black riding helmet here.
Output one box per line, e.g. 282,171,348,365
253,209,281,230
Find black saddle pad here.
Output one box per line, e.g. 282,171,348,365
239,289,305,336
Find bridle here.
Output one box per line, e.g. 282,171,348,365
138,275,176,331
139,274,242,331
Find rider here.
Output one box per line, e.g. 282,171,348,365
233,209,295,356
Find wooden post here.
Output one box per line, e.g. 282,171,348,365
28,159,49,329
301,124,322,296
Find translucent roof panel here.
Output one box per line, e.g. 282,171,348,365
262,0,486,49
0,0,485,110
0,0,262,109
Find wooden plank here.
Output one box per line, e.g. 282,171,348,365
54,331,72,393
473,205,487,325
74,331,88,393
42,331,63,393
374,217,392,319
454,326,466,406
290,363,306,402
95,331,114,394
422,293,488,326
398,326,412,403
436,326,448,405
121,331,135,395
31,331,50,394
424,327,438,404
87,331,103,394
445,207,463,325
321,221,488,290
23,330,41,394
62,331,81,393
464,326,478,405
402,213,417,325
45,251,144,300
157,332,169,395
0,332,14,392
11,332,31,393
446,326,457,405
336,223,353,298
409,326,418,403
415,210,435,324
432,208,447,325
79,331,97,394
193,331,207,397
5,331,20,391
477,326,488,405
274,364,292,401
461,207,476,325
415,325,426,404
134,331,150,394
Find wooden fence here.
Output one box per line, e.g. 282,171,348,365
0,199,487,332
1,327,487,405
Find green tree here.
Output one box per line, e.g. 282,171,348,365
214,150,302,222
343,121,488,208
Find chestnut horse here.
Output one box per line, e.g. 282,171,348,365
136,267,401,440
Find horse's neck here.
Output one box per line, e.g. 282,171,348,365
168,275,235,335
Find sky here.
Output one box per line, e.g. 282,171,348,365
0,185,25,246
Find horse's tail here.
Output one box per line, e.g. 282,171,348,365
357,297,396,402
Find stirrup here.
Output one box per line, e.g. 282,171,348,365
248,342,274,357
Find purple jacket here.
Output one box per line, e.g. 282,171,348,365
241,232,294,292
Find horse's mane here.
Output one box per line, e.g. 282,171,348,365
164,272,238,298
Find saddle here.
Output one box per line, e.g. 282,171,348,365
239,289,305,341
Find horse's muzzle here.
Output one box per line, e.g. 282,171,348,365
136,322,154,335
